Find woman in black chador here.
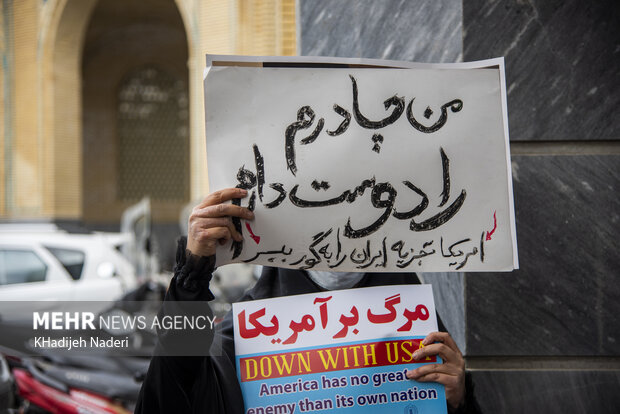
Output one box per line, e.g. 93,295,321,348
136,188,481,414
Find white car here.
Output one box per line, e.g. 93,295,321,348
0,224,138,303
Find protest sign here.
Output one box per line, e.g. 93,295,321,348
233,284,447,414
204,55,518,272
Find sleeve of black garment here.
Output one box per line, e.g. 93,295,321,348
135,237,217,413
449,372,483,414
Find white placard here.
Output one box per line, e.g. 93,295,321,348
205,55,518,272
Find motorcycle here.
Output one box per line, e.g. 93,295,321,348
2,282,165,414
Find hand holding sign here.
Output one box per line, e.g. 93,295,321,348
187,188,255,257
408,331,466,410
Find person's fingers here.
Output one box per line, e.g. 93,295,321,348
187,188,253,257
411,371,447,384
226,218,243,242
412,343,459,364
190,217,243,242
422,332,461,356
196,226,233,246
410,333,466,411
414,372,462,390
198,188,248,208
406,363,460,380
193,203,254,220
190,217,231,229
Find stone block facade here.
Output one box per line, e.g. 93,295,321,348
299,0,619,411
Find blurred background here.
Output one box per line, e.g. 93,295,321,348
0,0,618,413
0,0,296,269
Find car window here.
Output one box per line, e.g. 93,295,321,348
0,249,48,285
45,247,85,281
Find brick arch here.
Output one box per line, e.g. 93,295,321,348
39,0,192,222
80,0,190,225
39,0,98,218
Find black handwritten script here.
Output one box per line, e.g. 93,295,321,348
205,66,515,272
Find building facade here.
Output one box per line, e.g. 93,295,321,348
1,0,296,223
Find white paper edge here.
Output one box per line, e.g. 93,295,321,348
205,54,506,71
204,54,520,271
497,58,520,269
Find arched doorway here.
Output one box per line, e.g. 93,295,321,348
81,0,190,267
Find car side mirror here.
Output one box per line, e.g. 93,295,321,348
96,262,116,279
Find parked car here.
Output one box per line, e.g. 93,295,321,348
0,224,138,303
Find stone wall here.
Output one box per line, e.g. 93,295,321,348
299,0,620,411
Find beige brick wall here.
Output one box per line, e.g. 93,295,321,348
0,0,6,217
1,0,296,222
235,0,297,56
13,0,41,215
188,0,297,200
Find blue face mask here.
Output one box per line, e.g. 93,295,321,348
306,271,364,290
